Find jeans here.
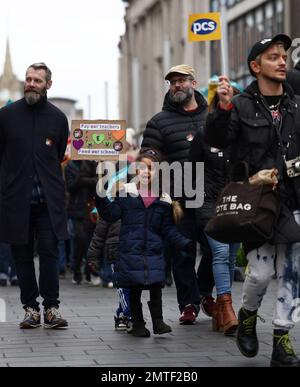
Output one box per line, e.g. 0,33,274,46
0,243,17,280
11,204,60,311
243,242,300,330
205,234,240,296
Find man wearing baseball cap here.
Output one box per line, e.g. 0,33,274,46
164,64,196,81
142,65,215,326
205,34,300,367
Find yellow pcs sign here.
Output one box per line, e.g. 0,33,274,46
189,13,222,42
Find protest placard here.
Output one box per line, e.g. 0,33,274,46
71,120,127,160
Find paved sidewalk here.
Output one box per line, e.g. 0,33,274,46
1,271,300,367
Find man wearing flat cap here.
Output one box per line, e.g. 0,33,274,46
205,34,300,367
142,64,215,325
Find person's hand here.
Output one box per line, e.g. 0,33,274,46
217,75,234,109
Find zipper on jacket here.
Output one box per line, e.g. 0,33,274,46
259,95,289,179
143,209,149,285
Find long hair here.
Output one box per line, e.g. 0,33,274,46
172,200,184,224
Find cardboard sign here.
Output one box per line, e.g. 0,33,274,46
188,13,222,42
71,120,127,160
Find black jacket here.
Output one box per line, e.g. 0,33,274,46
65,160,97,219
142,90,207,205
87,218,121,270
0,96,69,244
142,90,207,163
287,61,300,95
189,131,231,228
205,81,300,244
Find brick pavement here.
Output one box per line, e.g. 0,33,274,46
1,270,300,367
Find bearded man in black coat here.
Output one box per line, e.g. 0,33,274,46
0,63,69,329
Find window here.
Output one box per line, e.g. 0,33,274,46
210,0,285,87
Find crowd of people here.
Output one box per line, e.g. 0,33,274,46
1,33,300,367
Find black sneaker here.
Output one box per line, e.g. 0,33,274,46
19,307,41,329
72,272,82,285
44,307,68,329
0,279,7,286
10,278,19,286
115,315,130,331
271,330,300,367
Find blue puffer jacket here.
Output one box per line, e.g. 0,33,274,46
95,183,191,288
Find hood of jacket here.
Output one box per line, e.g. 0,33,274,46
162,89,207,116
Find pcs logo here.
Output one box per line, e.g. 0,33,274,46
191,19,217,35
188,13,222,42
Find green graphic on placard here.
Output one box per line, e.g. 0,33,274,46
92,133,105,144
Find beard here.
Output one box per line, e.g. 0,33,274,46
169,87,193,105
262,71,286,84
24,88,46,105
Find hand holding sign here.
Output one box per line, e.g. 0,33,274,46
217,76,234,109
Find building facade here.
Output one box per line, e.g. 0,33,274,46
0,40,23,108
119,0,300,140
0,40,83,127
48,97,83,128
119,0,211,140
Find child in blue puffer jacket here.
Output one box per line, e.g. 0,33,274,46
96,148,192,337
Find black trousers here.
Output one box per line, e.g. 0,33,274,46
170,208,215,313
11,204,59,311
130,284,162,311
72,217,95,276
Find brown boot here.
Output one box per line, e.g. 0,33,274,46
218,294,238,336
212,298,223,332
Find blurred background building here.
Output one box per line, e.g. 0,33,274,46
0,40,23,108
119,0,300,141
48,97,83,127
0,40,83,125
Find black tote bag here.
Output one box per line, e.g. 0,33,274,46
204,163,282,244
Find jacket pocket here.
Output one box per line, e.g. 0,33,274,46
240,117,271,145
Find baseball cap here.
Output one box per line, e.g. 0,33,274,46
165,64,195,80
247,34,292,76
